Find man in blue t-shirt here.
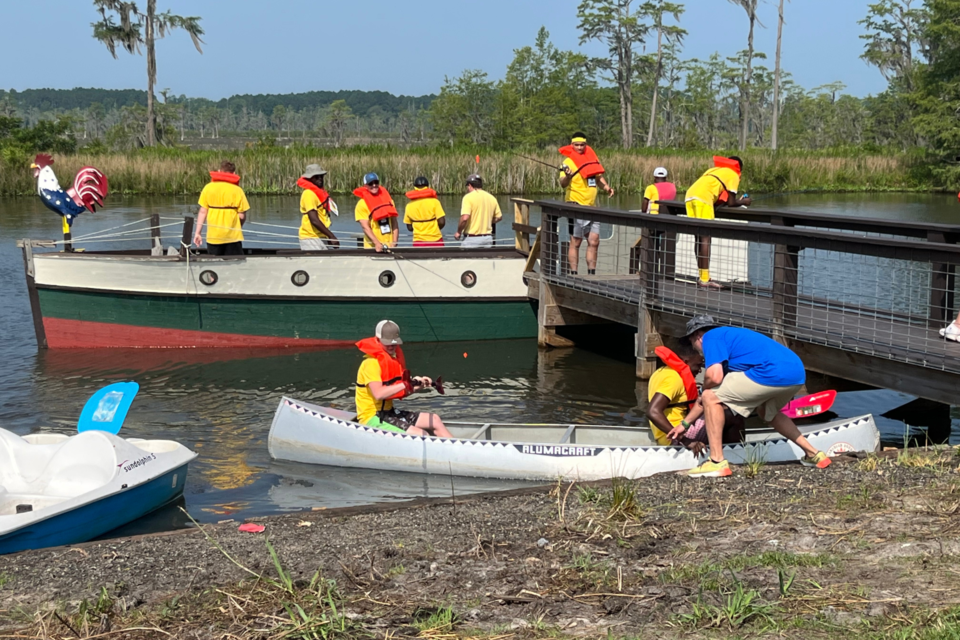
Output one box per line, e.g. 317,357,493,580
681,315,832,477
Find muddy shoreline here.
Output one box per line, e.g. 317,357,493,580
3,450,960,638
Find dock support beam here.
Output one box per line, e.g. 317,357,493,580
636,304,662,379
538,280,575,348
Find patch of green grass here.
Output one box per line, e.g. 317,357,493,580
567,552,614,590
577,485,602,504
836,483,878,510
386,564,406,578
674,571,778,630
0,572,9,589
606,477,644,521
661,551,836,586
412,606,458,635
862,605,960,640
743,444,768,479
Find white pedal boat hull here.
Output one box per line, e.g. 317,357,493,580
267,397,880,481
0,428,196,554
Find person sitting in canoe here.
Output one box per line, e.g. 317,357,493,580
355,320,452,437
647,343,743,455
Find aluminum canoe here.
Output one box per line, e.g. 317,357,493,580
267,397,880,482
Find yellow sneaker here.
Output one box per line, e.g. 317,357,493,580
688,458,732,477
801,451,832,469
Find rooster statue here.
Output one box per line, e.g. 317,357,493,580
31,154,109,231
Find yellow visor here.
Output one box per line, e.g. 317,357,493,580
571,137,587,143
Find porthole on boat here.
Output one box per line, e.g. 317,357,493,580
291,270,309,287
461,270,477,288
199,270,218,286
379,270,396,287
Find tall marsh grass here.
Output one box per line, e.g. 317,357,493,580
0,146,924,197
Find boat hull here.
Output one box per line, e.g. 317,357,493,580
27,250,537,348
0,463,189,555
268,398,881,482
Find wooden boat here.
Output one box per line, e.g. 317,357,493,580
0,428,196,554
267,397,880,481
19,241,537,349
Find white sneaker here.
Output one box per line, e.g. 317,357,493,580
941,322,960,342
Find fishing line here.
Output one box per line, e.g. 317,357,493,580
385,248,443,342
515,154,564,170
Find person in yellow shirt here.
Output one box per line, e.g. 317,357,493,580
354,172,399,252
297,164,339,251
355,320,452,437
647,343,704,447
641,167,677,214
193,161,250,256
684,156,752,288
559,132,614,275
403,176,446,247
455,174,501,248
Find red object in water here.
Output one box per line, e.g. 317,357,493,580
238,523,266,533
781,390,837,419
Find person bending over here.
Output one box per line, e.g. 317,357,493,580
355,320,452,437
683,315,830,477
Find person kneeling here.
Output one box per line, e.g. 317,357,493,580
355,320,452,437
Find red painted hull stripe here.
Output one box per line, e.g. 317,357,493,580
42,317,353,349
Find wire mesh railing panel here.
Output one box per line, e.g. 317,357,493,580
537,202,960,377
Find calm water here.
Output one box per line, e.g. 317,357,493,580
1,192,958,529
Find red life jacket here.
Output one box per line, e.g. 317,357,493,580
655,346,699,408
653,182,677,202
405,188,438,200
712,156,742,176
297,177,332,212
209,171,241,184
558,145,606,179
353,186,398,221
356,337,409,400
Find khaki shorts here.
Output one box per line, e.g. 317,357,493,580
712,372,801,422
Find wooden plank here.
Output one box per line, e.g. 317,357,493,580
773,241,799,335
927,231,957,326
542,304,610,327
513,199,532,253
551,285,639,326
524,230,541,274
150,213,162,255
538,280,575,348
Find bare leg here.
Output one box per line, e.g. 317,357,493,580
415,412,452,438
568,236,582,274
586,232,600,271
701,389,726,462
768,412,818,457
696,235,712,271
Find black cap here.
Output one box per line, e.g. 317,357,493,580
683,314,719,338
414,176,429,188
466,173,483,188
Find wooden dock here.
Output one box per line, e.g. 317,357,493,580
520,199,960,407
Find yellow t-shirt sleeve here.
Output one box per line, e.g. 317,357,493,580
460,195,472,218
493,200,502,222
197,184,212,208
357,358,381,386
300,190,321,214
237,190,250,214
354,200,371,222
403,206,412,224
650,369,686,403
435,201,445,219
643,185,658,202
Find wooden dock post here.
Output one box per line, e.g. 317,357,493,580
928,230,957,327
150,213,162,255
537,280,575,348
179,216,194,257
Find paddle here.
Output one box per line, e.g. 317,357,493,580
78,381,140,434
781,390,837,420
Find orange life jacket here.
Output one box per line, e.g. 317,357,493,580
558,145,606,179
405,188,438,201
712,156,742,176
209,171,241,184
655,346,699,408
353,186,398,221
297,177,332,212
356,337,409,400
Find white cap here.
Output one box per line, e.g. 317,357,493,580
653,167,668,178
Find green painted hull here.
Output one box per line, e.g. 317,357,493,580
38,288,538,347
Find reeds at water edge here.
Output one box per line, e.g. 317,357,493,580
0,147,920,197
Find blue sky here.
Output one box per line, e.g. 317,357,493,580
2,1,887,99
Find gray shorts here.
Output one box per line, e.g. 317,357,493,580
713,371,802,422
571,219,601,239
461,235,493,248
299,237,328,251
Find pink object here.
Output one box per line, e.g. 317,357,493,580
781,390,837,420
654,182,677,202
238,523,266,533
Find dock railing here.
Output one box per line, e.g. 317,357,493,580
532,199,960,400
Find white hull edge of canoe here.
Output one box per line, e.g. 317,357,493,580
267,397,881,482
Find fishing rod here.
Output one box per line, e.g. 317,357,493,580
515,154,564,171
